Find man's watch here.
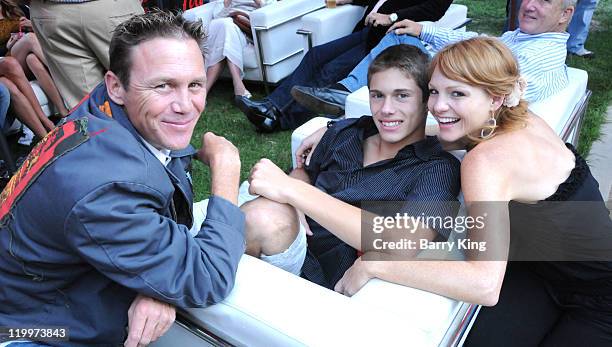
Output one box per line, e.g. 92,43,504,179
389,13,398,23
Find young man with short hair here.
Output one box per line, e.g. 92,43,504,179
244,45,460,289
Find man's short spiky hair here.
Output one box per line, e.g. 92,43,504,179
109,10,206,87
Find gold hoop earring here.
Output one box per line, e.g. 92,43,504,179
480,116,497,139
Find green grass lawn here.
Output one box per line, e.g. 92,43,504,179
191,0,612,199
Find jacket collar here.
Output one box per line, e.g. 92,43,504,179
510,28,570,44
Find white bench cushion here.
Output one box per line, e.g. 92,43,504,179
529,67,588,139
153,255,435,347
249,0,323,83
249,0,320,28
299,5,366,48
184,0,322,83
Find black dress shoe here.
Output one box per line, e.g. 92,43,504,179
234,96,280,133
291,86,349,117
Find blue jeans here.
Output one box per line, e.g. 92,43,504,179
268,29,370,129
339,33,428,92
0,82,12,132
567,0,599,53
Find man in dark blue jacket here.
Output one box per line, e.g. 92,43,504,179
0,11,245,347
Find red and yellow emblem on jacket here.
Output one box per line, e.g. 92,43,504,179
0,118,90,221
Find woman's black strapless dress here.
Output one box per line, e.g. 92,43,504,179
466,144,612,346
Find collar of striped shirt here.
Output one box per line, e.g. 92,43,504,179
510,28,570,44
355,116,444,162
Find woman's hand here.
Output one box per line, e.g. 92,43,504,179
365,12,392,27
334,257,375,297
295,126,326,168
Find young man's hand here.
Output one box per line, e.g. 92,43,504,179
387,19,423,37
124,295,175,347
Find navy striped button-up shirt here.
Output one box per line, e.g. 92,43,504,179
301,116,461,288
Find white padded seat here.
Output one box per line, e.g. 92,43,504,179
299,5,366,49
249,0,324,83
153,255,440,347
529,68,589,143
184,0,324,84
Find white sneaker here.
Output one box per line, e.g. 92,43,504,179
569,48,595,58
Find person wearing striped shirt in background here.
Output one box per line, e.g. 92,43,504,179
291,0,576,116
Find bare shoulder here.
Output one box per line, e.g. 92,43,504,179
461,136,517,202
462,135,517,171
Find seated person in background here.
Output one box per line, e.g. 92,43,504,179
0,11,246,347
0,0,66,139
0,56,53,139
9,28,69,118
243,45,460,288
234,0,453,132
567,0,598,58
292,0,575,116
0,0,21,57
205,0,273,98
